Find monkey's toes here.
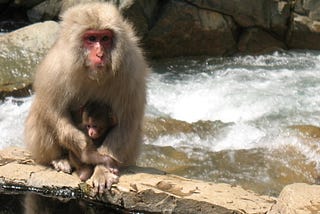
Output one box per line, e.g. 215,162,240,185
51,159,72,174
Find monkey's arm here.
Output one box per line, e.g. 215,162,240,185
37,95,108,165
31,47,89,156
55,111,88,156
98,81,146,166
99,120,142,165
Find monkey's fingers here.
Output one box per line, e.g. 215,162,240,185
90,165,108,195
90,168,119,195
106,173,119,190
108,167,119,175
98,182,107,195
90,174,106,195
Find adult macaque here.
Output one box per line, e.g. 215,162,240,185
25,2,148,194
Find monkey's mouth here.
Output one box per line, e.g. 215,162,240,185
95,63,105,69
88,69,101,81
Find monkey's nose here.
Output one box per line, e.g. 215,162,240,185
96,52,104,58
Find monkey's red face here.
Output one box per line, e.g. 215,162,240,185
83,30,113,78
86,122,102,139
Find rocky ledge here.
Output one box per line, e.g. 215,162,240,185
0,146,319,213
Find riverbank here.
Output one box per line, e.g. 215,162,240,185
0,146,319,213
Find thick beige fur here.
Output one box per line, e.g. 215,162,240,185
24,2,148,182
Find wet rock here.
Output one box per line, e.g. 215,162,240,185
144,117,194,140
289,124,320,138
288,125,320,153
0,146,276,213
143,117,231,140
287,125,320,168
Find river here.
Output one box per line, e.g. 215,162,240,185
1,50,320,196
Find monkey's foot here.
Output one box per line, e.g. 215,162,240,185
89,165,119,195
51,159,72,174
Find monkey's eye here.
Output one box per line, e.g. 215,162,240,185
87,36,97,42
101,36,110,42
87,124,97,129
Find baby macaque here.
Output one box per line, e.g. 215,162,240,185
81,101,117,146
70,101,119,181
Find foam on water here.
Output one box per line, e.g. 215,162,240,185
146,51,320,167
0,96,32,149
145,122,265,152
148,53,320,125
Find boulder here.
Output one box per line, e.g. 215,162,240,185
144,0,237,58
287,13,320,49
186,0,291,37
268,183,320,213
294,0,320,21
119,0,160,39
0,21,59,98
0,20,59,53
26,0,62,23
287,0,320,49
238,28,287,54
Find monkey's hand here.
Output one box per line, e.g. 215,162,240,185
89,165,119,195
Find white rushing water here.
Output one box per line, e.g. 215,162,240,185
146,51,320,167
0,96,31,148
1,51,320,167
